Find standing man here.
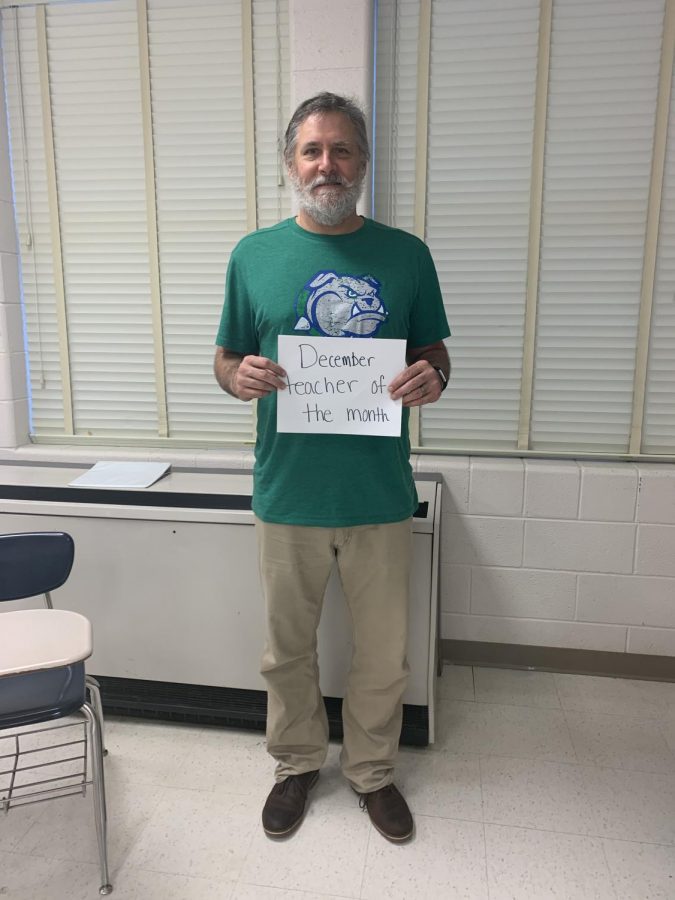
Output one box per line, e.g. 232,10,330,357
214,93,450,843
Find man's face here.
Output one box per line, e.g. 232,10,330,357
288,112,366,227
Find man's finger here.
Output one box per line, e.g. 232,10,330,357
247,356,287,378
389,373,425,400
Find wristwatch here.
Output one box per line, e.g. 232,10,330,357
433,366,448,392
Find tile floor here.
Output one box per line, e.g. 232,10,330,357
2,665,675,899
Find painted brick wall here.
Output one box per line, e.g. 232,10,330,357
417,456,675,656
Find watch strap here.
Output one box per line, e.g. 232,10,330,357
433,366,448,392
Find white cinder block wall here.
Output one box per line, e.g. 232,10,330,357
416,457,675,657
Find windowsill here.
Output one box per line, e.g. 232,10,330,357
1,442,673,472
0,442,256,471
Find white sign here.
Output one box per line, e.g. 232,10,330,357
276,335,406,437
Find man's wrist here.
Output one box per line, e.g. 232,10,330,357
229,360,243,400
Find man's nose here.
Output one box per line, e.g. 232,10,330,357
318,151,335,173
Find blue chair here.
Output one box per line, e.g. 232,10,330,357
0,532,112,895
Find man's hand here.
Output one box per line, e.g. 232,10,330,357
388,359,443,408
234,355,287,400
214,347,287,401
388,340,450,408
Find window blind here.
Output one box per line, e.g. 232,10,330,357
147,0,250,441
2,0,288,443
374,0,420,233
421,0,540,449
253,0,291,229
644,60,675,454
374,0,674,456
3,7,64,435
49,0,157,438
531,0,665,452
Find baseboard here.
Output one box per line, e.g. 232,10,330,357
94,676,430,746
441,640,675,682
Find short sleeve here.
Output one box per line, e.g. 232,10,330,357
407,243,451,348
215,243,258,354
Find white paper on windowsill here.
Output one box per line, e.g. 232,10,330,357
68,461,171,489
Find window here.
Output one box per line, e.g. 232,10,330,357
375,0,675,457
2,0,290,445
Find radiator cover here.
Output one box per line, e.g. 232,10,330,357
0,463,442,745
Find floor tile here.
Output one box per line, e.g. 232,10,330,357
36,859,115,900
554,674,660,718
233,886,348,900
0,851,115,900
124,789,257,881
175,725,271,794
311,742,360,810
602,838,675,899
15,770,164,870
103,717,202,788
0,849,66,900
582,766,675,845
485,824,616,899
438,664,475,701
396,746,482,821
97,866,233,900
660,716,675,753
437,699,576,762
474,667,561,708
239,805,368,897
480,756,599,836
634,679,675,716
565,710,675,774
361,815,488,900
0,800,46,852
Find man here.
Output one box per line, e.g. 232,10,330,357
214,92,450,842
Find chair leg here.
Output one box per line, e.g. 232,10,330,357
82,702,113,896
86,676,108,757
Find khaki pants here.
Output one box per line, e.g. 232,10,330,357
255,517,413,793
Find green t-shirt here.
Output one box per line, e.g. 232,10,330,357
216,217,450,526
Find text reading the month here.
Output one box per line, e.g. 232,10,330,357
298,343,375,370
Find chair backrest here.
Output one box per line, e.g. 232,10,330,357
0,532,75,602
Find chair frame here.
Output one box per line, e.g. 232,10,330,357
0,532,112,895
43,589,107,757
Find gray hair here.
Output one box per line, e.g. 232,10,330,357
283,92,370,170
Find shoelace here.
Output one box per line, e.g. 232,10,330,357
359,784,395,810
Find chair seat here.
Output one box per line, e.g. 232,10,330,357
0,609,93,676
0,663,86,727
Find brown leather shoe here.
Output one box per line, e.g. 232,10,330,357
358,783,414,842
262,770,319,837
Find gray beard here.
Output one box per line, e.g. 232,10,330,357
289,171,365,227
